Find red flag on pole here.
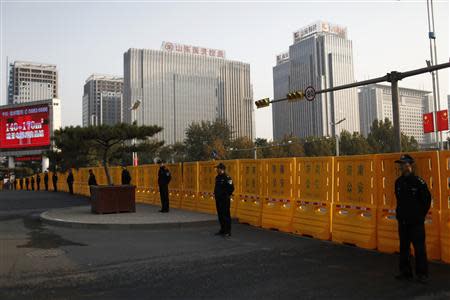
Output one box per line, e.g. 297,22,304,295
436,109,449,132
423,113,434,133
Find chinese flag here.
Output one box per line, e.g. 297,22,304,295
436,109,449,132
423,113,434,133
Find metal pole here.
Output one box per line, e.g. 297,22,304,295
254,146,257,160
336,135,340,157
391,77,402,152
430,0,442,149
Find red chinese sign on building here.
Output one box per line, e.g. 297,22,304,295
161,41,225,59
0,104,51,149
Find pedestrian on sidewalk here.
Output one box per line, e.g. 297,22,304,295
157,160,171,213
25,177,29,190
214,163,234,237
52,172,58,192
44,171,49,191
67,169,74,194
36,174,41,191
88,169,98,186
121,166,132,185
30,176,35,191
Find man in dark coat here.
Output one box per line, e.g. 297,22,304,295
157,160,171,213
67,169,74,194
88,169,98,186
36,174,41,191
121,167,132,185
44,171,49,191
214,163,235,237
25,177,29,190
19,178,23,190
394,154,431,284
52,172,58,192
30,176,35,191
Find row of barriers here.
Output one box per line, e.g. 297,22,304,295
15,151,450,264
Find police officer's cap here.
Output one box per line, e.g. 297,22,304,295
395,154,415,164
215,163,226,170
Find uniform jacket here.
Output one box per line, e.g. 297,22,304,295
88,174,98,186
121,170,132,185
44,174,49,183
214,173,235,199
395,174,432,224
67,173,74,184
158,167,171,186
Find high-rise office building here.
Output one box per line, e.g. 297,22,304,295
359,84,432,145
82,74,123,126
272,21,359,140
123,42,254,144
8,61,58,104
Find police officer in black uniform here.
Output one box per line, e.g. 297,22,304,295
88,169,98,186
52,172,58,192
67,169,74,195
19,177,23,190
121,166,132,185
44,171,49,191
214,163,234,237
36,174,41,191
25,177,30,190
394,154,431,283
30,176,35,191
157,160,171,213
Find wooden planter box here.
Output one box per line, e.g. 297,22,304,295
90,185,136,214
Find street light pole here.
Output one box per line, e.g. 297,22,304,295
330,118,346,156
130,99,141,166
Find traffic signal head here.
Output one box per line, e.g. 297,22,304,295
255,98,270,109
286,90,304,101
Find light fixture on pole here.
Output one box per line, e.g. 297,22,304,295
130,99,141,166
330,118,346,157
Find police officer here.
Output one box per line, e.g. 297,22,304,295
121,166,132,185
25,177,30,190
88,169,98,186
157,160,171,213
67,169,74,195
52,172,58,192
30,176,35,191
394,154,431,283
19,177,23,190
214,163,234,237
36,174,41,191
44,171,49,191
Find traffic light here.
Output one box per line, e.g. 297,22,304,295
286,90,304,101
255,98,271,109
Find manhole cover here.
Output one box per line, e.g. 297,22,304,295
26,249,65,258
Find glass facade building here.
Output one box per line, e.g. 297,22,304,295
272,21,359,140
123,46,254,144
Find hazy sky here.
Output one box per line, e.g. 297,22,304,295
1,0,449,140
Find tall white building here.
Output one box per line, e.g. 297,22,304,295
272,21,359,140
82,74,123,126
358,84,432,145
123,42,254,144
8,61,58,104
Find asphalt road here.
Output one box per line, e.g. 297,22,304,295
1,190,450,300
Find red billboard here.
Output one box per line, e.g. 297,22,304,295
0,104,51,149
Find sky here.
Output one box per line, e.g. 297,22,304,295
0,0,449,140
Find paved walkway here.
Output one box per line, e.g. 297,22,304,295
41,204,217,229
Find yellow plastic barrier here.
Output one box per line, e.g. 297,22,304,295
332,155,377,249
197,161,216,214
147,165,160,204
135,165,150,204
376,151,441,260
261,158,295,232
237,159,264,226
182,162,198,211
292,157,333,240
439,151,450,263
166,163,183,208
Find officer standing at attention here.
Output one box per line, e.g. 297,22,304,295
30,176,35,191
67,169,75,195
44,171,49,191
157,160,171,213
52,172,58,192
36,174,41,191
214,163,234,237
19,177,23,190
25,177,29,190
394,154,431,283
88,169,98,186
121,166,132,185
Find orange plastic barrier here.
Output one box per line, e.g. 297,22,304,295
332,155,377,249
439,151,450,263
182,162,198,211
376,151,441,260
166,163,183,208
261,158,295,232
197,161,217,214
292,157,333,240
237,159,264,226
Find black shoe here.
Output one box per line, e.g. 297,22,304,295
395,273,413,281
214,231,224,236
159,210,169,213
416,275,429,284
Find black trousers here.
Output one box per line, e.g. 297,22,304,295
53,182,58,192
68,183,74,194
159,185,169,211
44,183,48,191
37,183,40,191
398,222,428,276
215,196,231,234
